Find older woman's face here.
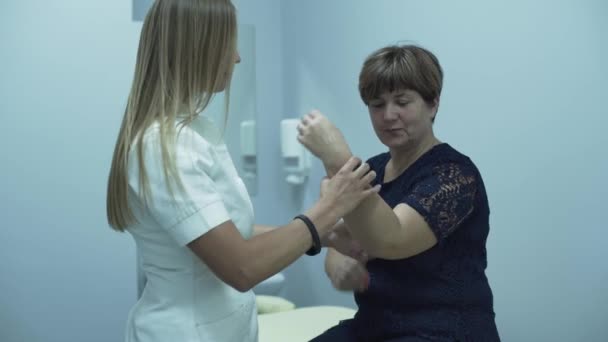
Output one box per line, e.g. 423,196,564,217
367,89,437,149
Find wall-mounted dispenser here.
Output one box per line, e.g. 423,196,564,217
240,120,257,193
280,119,311,185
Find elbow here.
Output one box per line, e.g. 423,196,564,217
232,281,253,293
228,266,256,293
366,240,407,260
372,249,405,260
368,239,435,260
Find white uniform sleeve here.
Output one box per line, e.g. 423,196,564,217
128,126,231,246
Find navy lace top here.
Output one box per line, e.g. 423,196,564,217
352,143,500,341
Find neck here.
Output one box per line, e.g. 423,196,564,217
388,135,440,177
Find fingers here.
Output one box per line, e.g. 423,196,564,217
353,161,371,178
329,256,370,292
351,161,377,192
358,251,370,264
300,110,320,125
306,110,320,121
300,115,310,125
332,157,379,200
362,184,382,197
361,169,377,184
338,157,375,182
349,243,368,263
297,110,319,137
348,264,370,293
339,156,362,174
343,258,368,290
298,112,313,135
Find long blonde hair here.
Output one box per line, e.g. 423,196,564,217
107,0,238,231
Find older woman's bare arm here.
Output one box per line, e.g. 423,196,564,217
298,111,437,260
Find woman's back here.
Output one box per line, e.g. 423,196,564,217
124,119,258,342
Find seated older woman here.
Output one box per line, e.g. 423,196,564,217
298,44,500,342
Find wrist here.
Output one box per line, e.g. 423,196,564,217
306,199,340,237
323,151,353,177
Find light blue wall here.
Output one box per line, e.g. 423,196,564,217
0,1,289,341
0,1,140,342
232,0,317,308
231,0,289,226
0,0,293,340
132,0,154,21
279,0,608,341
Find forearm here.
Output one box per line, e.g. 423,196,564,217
324,162,403,258
238,222,311,290
341,194,403,258
322,150,353,177
239,200,340,289
253,225,276,236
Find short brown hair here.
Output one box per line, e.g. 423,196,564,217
359,45,443,106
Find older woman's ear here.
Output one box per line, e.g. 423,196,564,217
430,97,440,122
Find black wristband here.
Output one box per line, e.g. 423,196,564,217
294,214,321,256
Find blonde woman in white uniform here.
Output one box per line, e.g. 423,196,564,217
106,0,380,341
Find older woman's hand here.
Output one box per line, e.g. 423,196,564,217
297,110,352,172
322,219,369,263
325,251,370,293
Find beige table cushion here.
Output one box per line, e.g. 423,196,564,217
256,295,296,314
258,306,356,342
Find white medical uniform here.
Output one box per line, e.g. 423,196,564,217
124,117,258,342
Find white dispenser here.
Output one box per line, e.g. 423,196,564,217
240,120,257,194
280,119,311,185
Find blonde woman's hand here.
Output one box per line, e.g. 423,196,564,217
297,110,352,168
320,156,380,218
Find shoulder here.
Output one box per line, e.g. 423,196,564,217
135,120,220,159
366,151,390,171
424,143,481,177
128,120,221,176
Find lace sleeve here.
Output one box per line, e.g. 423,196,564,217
403,162,478,240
